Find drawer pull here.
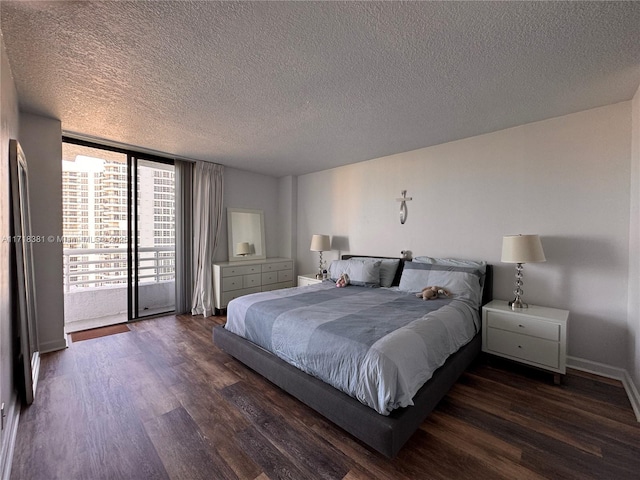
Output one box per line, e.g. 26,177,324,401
518,324,524,328
518,345,522,348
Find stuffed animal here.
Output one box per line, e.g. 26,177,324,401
416,286,450,300
336,273,350,288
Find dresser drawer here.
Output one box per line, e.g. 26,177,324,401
262,281,294,292
262,261,293,273
243,273,261,288
221,276,244,292
221,264,261,277
486,310,560,341
278,270,293,282
486,328,559,369
262,272,278,285
222,287,261,306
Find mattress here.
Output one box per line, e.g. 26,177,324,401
225,282,479,415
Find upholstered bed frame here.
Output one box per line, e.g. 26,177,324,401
212,257,493,457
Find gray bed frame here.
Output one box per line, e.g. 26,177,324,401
212,257,493,457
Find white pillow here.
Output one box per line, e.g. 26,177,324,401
398,262,483,307
328,259,382,287
413,256,486,272
413,256,487,286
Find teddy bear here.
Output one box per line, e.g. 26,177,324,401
336,273,350,288
416,286,450,300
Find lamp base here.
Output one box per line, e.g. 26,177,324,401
509,298,528,309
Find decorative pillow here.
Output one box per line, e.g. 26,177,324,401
398,261,484,307
328,259,382,287
348,257,400,287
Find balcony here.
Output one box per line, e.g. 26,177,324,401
63,246,175,333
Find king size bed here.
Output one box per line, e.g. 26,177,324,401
213,255,492,457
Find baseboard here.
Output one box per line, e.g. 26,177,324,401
567,356,640,422
0,393,20,480
39,337,68,354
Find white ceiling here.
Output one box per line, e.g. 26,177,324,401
1,1,639,177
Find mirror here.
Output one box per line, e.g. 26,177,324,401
227,208,266,262
9,139,39,404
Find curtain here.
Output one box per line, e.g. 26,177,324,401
174,160,193,314
191,162,224,316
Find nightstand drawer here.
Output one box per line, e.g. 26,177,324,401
298,275,322,287
486,328,559,369
486,310,560,341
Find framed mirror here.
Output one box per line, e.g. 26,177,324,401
227,208,266,262
9,139,39,404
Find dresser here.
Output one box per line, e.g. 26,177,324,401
482,300,568,384
213,258,294,311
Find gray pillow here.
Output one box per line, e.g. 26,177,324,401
328,259,382,287
351,257,400,287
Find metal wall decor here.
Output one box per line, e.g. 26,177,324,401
396,190,412,224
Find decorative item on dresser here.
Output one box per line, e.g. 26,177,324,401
297,274,323,287
501,234,546,310
235,242,251,256
482,299,568,384
213,258,294,312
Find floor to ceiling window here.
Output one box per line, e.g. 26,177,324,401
61,139,175,332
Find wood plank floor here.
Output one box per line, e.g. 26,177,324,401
11,314,640,479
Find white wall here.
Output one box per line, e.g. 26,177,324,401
278,175,297,262
217,167,281,262
0,32,20,476
630,85,640,390
19,113,66,353
297,102,632,369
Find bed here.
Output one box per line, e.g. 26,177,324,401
213,255,493,457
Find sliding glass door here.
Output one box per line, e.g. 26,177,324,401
129,156,176,320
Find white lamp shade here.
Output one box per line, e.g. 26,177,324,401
236,242,251,255
501,235,546,263
310,234,331,252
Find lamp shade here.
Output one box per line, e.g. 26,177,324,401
310,234,331,252
236,242,251,256
501,234,546,263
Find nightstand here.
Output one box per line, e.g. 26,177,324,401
297,274,323,287
482,300,568,384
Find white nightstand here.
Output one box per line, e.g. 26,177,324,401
482,300,568,384
297,274,323,287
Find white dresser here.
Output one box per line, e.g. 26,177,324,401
213,258,294,310
482,300,568,384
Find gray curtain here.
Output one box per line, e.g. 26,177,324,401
191,162,224,316
174,160,193,314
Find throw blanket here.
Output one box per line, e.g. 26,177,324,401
225,282,479,415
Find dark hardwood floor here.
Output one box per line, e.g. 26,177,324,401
11,314,640,479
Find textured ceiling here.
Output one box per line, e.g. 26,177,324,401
1,1,639,177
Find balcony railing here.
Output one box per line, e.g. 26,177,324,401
63,246,175,293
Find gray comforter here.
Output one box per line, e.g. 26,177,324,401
225,282,479,415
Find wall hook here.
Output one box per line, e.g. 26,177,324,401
396,190,413,224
